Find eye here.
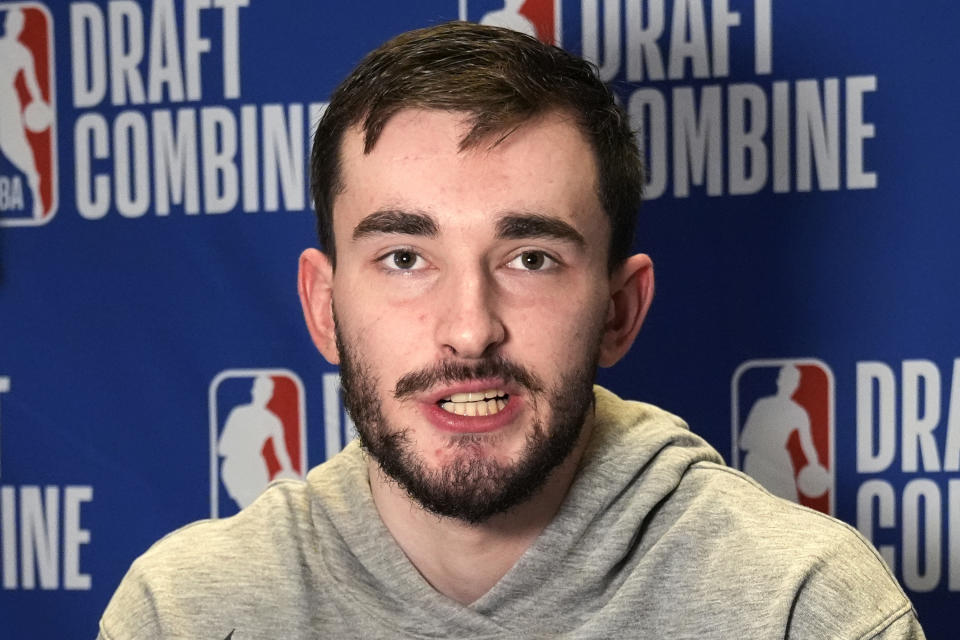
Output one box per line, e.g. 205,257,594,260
378,249,427,271
506,250,559,271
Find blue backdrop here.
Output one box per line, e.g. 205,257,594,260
0,1,957,636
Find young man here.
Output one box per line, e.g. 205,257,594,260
99,22,924,639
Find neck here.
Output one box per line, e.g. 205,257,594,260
368,414,594,605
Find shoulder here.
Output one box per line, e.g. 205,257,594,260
680,462,866,548
98,445,372,638
99,479,318,638
676,463,919,638
677,461,885,568
127,476,313,567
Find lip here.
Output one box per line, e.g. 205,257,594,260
417,379,524,434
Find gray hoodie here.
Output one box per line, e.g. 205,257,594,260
98,387,924,639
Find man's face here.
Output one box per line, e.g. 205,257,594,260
325,109,616,523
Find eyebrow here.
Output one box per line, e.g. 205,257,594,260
495,214,586,248
352,209,438,240
351,209,586,248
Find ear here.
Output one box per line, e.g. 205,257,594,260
598,253,655,367
298,248,340,365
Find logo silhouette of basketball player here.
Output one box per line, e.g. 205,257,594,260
0,8,49,218
740,365,828,502
480,0,537,38
218,376,295,510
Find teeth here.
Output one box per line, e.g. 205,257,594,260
439,391,509,416
448,389,504,403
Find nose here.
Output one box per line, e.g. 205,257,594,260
434,266,506,359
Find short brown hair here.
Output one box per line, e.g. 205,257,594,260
310,21,643,271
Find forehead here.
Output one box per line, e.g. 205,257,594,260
334,108,605,236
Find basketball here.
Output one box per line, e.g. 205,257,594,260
796,463,831,497
23,101,53,132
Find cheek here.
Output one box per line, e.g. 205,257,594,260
334,276,441,373
509,307,603,368
513,286,607,338
349,308,432,378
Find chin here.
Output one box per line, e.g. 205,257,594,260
429,430,520,467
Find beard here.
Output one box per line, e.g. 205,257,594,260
336,325,600,525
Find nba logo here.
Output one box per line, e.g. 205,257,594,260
0,2,57,226
459,0,562,45
209,369,307,518
732,358,835,515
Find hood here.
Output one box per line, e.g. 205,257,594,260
308,386,723,638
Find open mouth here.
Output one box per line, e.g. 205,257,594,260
437,389,509,416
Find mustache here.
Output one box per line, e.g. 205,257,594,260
393,356,544,399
